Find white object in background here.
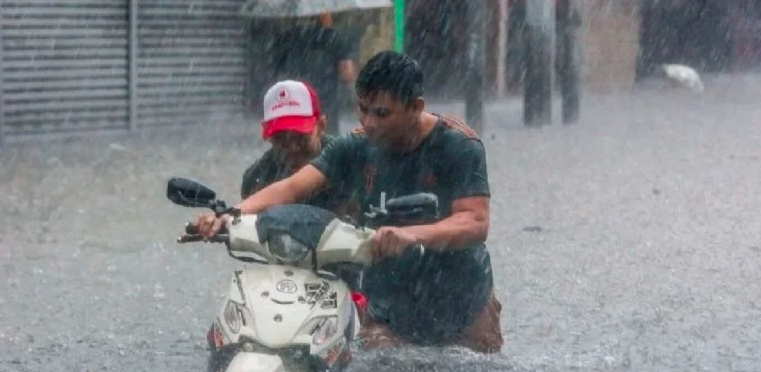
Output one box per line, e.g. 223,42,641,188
662,63,705,92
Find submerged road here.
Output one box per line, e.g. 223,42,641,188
2,73,761,371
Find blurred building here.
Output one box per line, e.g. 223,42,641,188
730,0,761,70
401,0,761,96
1,1,760,141
399,0,643,95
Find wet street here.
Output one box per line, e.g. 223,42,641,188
2,73,761,371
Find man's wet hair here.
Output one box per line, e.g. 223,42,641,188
355,50,424,106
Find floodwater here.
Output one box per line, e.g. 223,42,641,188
2,73,761,371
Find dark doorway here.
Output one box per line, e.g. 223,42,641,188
730,0,761,70
404,0,469,100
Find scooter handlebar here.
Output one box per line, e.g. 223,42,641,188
176,234,229,244
184,222,197,235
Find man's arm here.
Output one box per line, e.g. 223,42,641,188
410,134,491,251
197,133,358,239
381,135,491,254
404,196,490,250
235,131,362,214
235,165,328,214
338,59,357,84
332,30,357,84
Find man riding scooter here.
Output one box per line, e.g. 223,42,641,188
240,79,352,215
240,78,368,306
201,51,504,354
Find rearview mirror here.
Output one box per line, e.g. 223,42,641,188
166,177,217,208
385,193,440,223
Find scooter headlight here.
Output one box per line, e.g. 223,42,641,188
268,232,310,264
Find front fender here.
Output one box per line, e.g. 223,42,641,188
225,352,285,372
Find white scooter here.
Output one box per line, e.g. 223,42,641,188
166,177,439,372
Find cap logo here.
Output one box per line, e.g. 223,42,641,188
270,86,301,112
277,87,290,101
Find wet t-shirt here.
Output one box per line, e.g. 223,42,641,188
310,115,495,344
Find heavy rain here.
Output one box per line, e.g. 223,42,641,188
2,0,761,371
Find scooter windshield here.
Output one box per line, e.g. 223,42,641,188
255,204,338,249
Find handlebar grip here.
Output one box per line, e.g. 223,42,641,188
177,234,204,243
176,234,229,244
183,221,228,236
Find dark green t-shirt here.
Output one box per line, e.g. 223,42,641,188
310,115,495,344
240,135,348,213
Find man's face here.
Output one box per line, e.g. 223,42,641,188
357,92,421,150
269,128,321,169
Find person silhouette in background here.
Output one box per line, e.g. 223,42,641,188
271,12,358,136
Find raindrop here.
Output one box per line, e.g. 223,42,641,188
604,355,616,366
109,143,126,152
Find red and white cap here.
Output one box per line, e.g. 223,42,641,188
261,80,322,140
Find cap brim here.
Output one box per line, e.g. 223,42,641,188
262,116,317,140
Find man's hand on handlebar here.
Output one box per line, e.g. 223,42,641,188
370,226,419,260
195,212,227,240
177,221,228,243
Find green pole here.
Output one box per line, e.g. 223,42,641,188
394,0,404,52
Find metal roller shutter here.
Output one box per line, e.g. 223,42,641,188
0,0,130,137
136,0,248,127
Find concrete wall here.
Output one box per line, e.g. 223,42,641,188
578,0,642,92
356,8,394,65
